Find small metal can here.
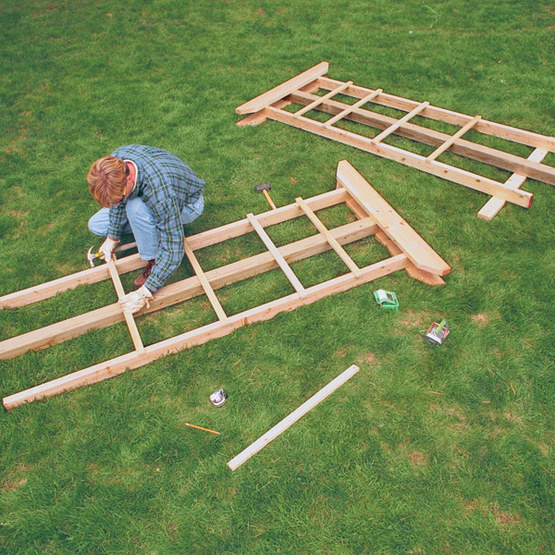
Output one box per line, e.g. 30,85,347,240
209,388,228,407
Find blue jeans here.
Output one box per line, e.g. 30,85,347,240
88,194,204,260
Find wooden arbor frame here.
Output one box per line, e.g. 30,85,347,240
1,161,450,410
236,62,555,220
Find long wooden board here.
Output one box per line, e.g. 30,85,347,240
227,364,360,471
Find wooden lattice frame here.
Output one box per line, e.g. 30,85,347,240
1,161,450,410
236,62,555,220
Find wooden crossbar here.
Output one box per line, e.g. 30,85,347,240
294,80,353,118
337,161,451,276
236,62,329,115
236,63,555,218
247,213,305,294
427,114,482,161
106,258,144,352
2,162,449,409
323,89,382,128
184,239,228,322
478,148,548,220
371,101,429,144
295,197,361,277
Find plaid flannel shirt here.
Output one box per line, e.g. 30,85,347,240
107,145,205,292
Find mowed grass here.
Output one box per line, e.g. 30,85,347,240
1,0,554,552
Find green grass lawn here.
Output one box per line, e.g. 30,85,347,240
1,1,553,552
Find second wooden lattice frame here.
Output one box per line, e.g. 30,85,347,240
236,62,554,220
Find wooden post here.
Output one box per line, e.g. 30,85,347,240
227,364,360,471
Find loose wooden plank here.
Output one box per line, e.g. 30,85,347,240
323,89,382,128
295,197,361,277
478,148,548,220
266,106,533,208
294,80,352,118
427,114,481,161
0,218,378,360
319,75,555,152
371,101,429,143
289,87,555,186
4,255,404,409
106,258,144,352
337,160,451,276
247,213,305,294
184,239,228,322
236,62,329,115
227,364,360,471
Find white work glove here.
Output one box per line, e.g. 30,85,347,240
119,285,153,314
99,237,119,262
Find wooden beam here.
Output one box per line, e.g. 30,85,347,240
337,160,451,276
0,218,378,360
318,76,555,152
106,258,144,352
371,101,429,143
295,197,361,277
0,189,350,310
323,89,382,128
289,88,555,186
236,62,329,115
227,364,360,471
294,80,353,118
426,114,481,161
478,148,548,220
184,239,228,322
266,106,533,208
4,255,404,409
247,213,305,294
0,254,144,310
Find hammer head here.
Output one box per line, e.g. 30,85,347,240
87,247,96,268
254,182,271,193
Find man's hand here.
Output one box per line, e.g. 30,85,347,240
99,237,120,262
119,285,153,314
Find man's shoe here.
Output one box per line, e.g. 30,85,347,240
133,259,156,288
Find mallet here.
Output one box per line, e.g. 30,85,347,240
254,182,277,210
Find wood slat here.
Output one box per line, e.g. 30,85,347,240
4,256,407,410
266,106,533,208
236,61,329,115
371,101,429,144
336,160,451,276
427,114,481,161
295,197,361,277
323,89,382,128
184,239,228,322
247,213,305,294
294,80,353,118
106,258,144,352
227,364,360,471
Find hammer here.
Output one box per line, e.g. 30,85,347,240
86,241,137,267
254,182,276,210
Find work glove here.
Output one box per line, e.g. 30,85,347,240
99,236,119,262
119,285,153,314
